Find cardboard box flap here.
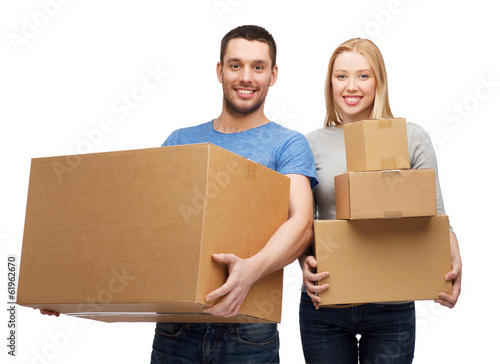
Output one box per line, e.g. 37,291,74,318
68,312,275,324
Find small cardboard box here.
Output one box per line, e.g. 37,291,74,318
18,143,290,323
335,169,437,220
314,216,452,305
344,118,410,172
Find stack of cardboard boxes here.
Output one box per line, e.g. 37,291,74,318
314,119,452,306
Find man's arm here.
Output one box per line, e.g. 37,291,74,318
203,173,313,317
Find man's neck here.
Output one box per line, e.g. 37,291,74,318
213,110,270,134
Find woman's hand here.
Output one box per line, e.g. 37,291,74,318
300,255,330,309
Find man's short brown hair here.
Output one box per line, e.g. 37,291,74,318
220,25,277,67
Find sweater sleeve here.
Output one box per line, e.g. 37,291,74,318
407,123,453,232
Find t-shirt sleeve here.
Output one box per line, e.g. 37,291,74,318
276,132,318,189
161,129,180,147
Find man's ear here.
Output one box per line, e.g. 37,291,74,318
269,64,278,87
216,61,223,84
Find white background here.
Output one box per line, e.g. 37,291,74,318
1,1,498,363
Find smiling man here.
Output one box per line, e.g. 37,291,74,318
37,25,317,363
150,25,318,363
218,35,276,121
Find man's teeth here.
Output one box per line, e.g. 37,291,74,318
238,89,254,94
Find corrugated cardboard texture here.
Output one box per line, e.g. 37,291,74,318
344,118,410,172
335,169,437,219
18,144,289,323
315,216,452,305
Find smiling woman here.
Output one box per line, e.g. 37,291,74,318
330,51,376,125
299,37,463,364
323,38,393,127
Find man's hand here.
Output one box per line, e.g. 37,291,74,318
38,309,60,317
203,174,314,317
203,253,258,317
435,232,462,308
300,255,329,310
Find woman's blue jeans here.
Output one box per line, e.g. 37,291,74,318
150,322,279,364
299,292,415,364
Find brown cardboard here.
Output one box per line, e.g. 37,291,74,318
335,169,437,220
344,118,410,172
314,216,452,305
18,143,290,323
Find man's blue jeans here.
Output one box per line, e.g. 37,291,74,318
299,292,415,364
150,322,279,363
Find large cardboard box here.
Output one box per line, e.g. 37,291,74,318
314,216,452,305
18,143,290,323
344,118,410,172
335,169,437,219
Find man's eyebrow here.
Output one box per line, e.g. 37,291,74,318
225,57,269,64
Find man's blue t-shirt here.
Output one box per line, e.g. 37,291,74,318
163,120,318,188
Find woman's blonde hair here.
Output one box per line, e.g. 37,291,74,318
324,38,393,127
